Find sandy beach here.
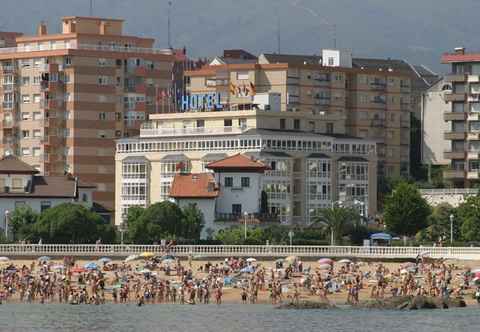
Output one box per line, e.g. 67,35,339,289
1,255,479,307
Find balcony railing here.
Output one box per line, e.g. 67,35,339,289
0,41,174,56
215,213,280,224
140,126,250,137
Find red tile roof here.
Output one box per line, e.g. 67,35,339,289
169,173,219,199
206,154,269,172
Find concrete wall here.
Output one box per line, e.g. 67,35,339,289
176,198,216,239
421,80,450,165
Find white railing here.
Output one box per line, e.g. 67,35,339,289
0,41,173,56
140,126,250,138
0,245,480,260
419,188,478,196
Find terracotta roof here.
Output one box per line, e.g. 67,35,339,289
0,175,88,198
0,155,39,174
206,154,269,172
169,173,218,199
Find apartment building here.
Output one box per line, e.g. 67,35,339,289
114,101,378,229
183,49,413,178
441,47,480,186
0,16,176,211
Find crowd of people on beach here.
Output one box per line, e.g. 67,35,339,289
1,253,479,306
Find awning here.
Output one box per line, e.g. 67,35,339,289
370,233,392,241
161,154,188,161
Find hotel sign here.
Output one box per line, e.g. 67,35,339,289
181,93,222,111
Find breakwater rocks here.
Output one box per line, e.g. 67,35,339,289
276,300,336,310
277,296,467,310
357,296,467,310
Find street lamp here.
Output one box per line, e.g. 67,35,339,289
449,214,454,245
120,213,127,245
4,209,9,240
243,211,248,241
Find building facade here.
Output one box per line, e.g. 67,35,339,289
0,16,176,211
114,107,378,229
0,155,96,234
441,47,480,186
183,50,412,178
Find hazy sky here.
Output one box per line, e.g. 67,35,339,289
1,0,478,72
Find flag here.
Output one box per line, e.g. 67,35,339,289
229,82,236,95
249,82,256,96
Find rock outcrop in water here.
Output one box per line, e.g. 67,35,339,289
276,300,336,310
357,296,467,310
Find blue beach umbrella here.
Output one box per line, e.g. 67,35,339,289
98,257,112,263
38,256,51,262
84,262,99,270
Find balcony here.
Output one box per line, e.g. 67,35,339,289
2,101,15,110
444,131,467,140
370,82,387,91
467,171,480,180
444,150,466,159
444,112,467,121
443,169,465,179
140,125,250,137
444,74,467,83
400,85,411,93
468,113,480,121
444,93,465,102
214,213,280,224
1,65,14,73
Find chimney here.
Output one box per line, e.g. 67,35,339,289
454,47,465,55
37,21,47,36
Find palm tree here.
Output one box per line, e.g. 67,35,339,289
313,204,360,245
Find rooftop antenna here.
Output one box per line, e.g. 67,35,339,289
89,0,93,16
276,11,281,53
167,1,172,49
332,24,337,49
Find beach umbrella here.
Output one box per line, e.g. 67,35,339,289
338,259,351,264
0,256,9,262
160,255,176,261
138,268,151,274
475,271,480,279
471,268,480,274
71,267,87,274
125,254,139,262
84,262,98,270
275,258,285,263
318,258,333,265
240,266,255,273
246,258,257,263
285,256,297,263
37,256,51,262
140,252,155,259
162,258,175,265
318,264,331,270
98,257,112,263
400,269,409,274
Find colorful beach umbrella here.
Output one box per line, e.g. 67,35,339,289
125,254,139,262
318,263,331,270
37,256,51,262
318,258,333,265
71,267,87,274
98,257,112,263
139,252,155,259
84,262,98,270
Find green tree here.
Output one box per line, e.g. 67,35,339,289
457,195,480,242
313,205,360,245
419,203,455,243
214,226,266,245
9,206,39,242
127,201,184,244
383,182,431,237
34,203,115,243
181,204,204,240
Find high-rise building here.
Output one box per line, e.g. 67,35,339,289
0,16,177,212
183,49,414,178
441,47,480,186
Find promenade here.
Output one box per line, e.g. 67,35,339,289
1,244,480,260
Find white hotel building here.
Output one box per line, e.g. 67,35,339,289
114,97,378,231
